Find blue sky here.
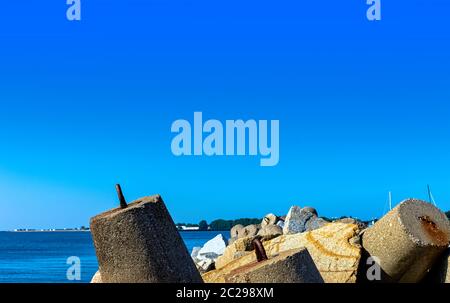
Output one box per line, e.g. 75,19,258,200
0,1,449,230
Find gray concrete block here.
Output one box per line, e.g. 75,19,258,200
224,248,324,283
90,195,203,283
362,199,450,283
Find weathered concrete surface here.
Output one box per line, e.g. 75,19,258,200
191,247,201,259
204,223,361,283
362,199,450,283
197,234,227,261
90,195,203,283
302,207,318,216
266,222,361,283
224,248,324,283
436,250,450,283
283,206,305,234
424,249,450,283
191,234,227,274
91,271,102,283
261,213,278,227
237,224,260,239
257,224,283,241
230,224,244,239
196,259,215,274
283,206,328,235
202,253,258,283
277,220,285,229
305,217,329,232
335,218,368,230
215,236,256,270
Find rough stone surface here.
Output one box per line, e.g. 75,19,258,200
257,224,283,241
261,214,278,227
215,236,257,270
228,237,237,245
191,247,201,260
197,234,227,261
225,248,324,283
283,206,323,235
440,252,450,283
266,222,361,283
196,259,216,274
305,217,329,231
230,225,244,239
90,270,102,283
336,218,368,230
283,206,303,234
192,245,217,274
237,224,260,239
202,253,258,283
362,199,450,283
437,251,450,283
204,223,362,283
90,195,203,283
302,207,318,216
424,249,450,283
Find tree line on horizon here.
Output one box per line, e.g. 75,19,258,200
177,211,450,231
176,218,262,231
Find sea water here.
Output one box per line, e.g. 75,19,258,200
0,231,226,283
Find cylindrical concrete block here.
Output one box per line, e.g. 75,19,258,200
90,195,203,283
423,248,450,283
362,199,450,283
435,250,450,283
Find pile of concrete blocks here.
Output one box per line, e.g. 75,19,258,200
88,192,450,284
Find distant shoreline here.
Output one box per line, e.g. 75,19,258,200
3,230,230,233
178,230,230,232
5,230,91,233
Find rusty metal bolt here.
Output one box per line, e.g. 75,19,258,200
115,184,128,209
252,238,268,262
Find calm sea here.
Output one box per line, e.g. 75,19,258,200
0,231,226,283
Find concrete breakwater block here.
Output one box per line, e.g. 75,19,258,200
424,248,450,283
90,194,203,283
362,199,450,283
283,206,328,235
225,248,324,283
203,223,362,283
91,271,102,283
257,224,283,241
215,236,258,270
196,234,227,261
265,222,362,283
261,213,278,227
435,250,450,283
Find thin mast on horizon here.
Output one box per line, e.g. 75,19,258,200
427,184,437,207
389,191,392,210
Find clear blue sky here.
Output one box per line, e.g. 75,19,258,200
0,1,449,230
